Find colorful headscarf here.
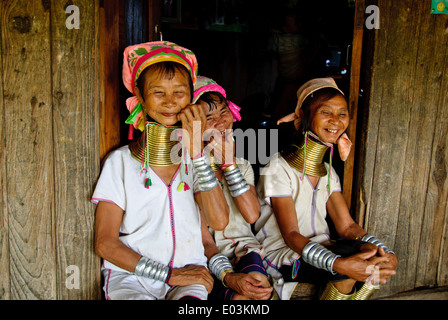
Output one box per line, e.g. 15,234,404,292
277,77,352,161
193,76,242,122
122,41,199,136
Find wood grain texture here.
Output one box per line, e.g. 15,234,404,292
358,0,448,297
343,0,365,211
434,65,448,287
0,0,101,300
50,0,101,299
1,0,57,299
99,0,122,160
397,6,448,291
0,1,10,300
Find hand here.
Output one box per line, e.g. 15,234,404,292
168,265,214,293
333,247,395,284
374,247,398,271
178,104,206,158
204,129,235,165
223,272,273,300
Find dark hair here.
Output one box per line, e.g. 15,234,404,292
136,61,194,102
292,87,346,146
197,92,228,111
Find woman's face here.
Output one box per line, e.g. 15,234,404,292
136,67,191,126
199,94,234,142
309,95,349,144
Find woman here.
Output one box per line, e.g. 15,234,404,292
255,78,397,300
194,76,272,300
92,42,228,300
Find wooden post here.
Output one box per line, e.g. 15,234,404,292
50,0,101,299
343,0,365,212
0,0,101,299
100,0,123,160
1,0,57,300
358,0,448,297
148,0,162,41
0,2,9,300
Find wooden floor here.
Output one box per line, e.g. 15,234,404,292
288,283,448,300
376,287,448,300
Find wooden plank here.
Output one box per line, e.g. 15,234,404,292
0,1,10,300
394,4,448,292
376,287,448,300
359,0,448,297
355,0,393,231
50,0,101,299
1,0,56,299
416,13,448,287
343,0,365,211
438,193,448,286
100,0,122,160
362,0,424,297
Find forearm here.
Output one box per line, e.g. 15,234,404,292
338,222,367,241
94,201,142,273
199,188,229,230
201,217,220,260
193,153,229,230
232,186,260,224
283,230,312,255
95,236,141,273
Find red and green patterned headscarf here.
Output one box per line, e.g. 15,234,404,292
122,41,198,135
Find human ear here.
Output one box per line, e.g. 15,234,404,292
134,86,145,104
294,109,304,130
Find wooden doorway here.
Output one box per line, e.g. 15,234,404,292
100,0,365,213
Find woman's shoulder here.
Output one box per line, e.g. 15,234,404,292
101,145,132,166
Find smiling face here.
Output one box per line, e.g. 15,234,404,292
199,93,234,141
308,94,349,144
135,64,192,126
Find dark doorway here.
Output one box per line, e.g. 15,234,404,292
160,0,355,177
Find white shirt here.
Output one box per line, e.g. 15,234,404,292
254,152,341,268
195,158,264,261
92,146,207,281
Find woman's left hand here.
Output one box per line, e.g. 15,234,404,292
224,272,273,300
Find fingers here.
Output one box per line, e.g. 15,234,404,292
234,273,273,300
169,265,214,292
178,104,207,158
178,104,205,124
367,254,390,266
356,247,379,260
193,265,214,293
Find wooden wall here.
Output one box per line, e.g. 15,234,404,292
0,0,101,299
354,0,448,297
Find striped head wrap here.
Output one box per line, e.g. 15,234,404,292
122,41,198,136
